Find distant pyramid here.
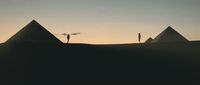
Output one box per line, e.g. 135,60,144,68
151,26,188,43
145,37,153,43
6,20,62,44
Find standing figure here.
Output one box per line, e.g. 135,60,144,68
67,34,70,44
138,33,141,43
61,32,80,44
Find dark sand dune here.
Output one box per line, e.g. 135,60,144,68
0,41,200,84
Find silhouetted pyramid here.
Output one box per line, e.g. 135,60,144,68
151,26,188,43
6,20,62,44
145,37,153,43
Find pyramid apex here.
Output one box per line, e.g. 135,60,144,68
32,19,36,21
29,19,39,24
164,26,176,32
145,37,153,43
24,20,43,29
148,37,153,39
167,26,173,29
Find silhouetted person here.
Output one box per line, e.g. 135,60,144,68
67,34,70,44
138,33,141,43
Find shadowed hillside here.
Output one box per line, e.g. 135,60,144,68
0,42,200,84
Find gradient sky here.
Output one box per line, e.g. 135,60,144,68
0,0,200,44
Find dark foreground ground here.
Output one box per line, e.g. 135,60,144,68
0,41,200,84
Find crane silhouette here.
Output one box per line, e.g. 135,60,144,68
61,32,81,44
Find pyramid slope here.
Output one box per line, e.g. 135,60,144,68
151,26,188,43
6,20,62,44
145,37,153,43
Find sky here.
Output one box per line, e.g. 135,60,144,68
0,0,200,44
